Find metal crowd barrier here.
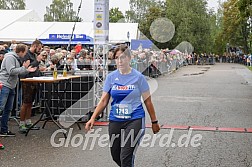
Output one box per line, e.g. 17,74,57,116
135,61,170,78
158,61,169,74
40,71,95,122
170,60,177,71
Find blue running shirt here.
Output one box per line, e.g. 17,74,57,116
103,69,149,121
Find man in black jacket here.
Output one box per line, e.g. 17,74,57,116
19,40,43,133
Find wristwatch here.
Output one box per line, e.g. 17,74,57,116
151,120,158,124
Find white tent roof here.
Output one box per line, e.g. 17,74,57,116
109,23,139,43
38,22,94,39
0,21,139,43
0,10,42,31
0,22,54,41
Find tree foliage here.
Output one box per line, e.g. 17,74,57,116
211,1,227,55
221,0,250,53
238,0,252,18
127,0,221,53
126,0,251,54
125,0,156,23
165,0,212,53
238,0,252,52
44,0,81,22
0,0,25,9
109,7,125,23
138,3,167,49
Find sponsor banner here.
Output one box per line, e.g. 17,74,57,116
49,34,87,40
94,0,109,44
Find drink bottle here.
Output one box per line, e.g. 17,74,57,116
53,66,57,79
63,64,67,77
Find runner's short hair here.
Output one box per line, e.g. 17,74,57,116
113,45,131,59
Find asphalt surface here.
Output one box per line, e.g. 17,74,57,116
1,63,252,167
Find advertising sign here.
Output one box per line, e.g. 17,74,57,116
94,0,109,44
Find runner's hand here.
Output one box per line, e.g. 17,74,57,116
152,123,160,134
85,118,95,131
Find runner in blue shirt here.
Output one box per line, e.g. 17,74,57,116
85,45,160,167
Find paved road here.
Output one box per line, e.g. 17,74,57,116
1,63,252,167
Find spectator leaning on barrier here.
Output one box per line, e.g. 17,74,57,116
0,44,37,137
66,54,74,70
19,40,43,133
76,54,85,70
39,51,50,71
43,46,50,55
70,49,77,59
49,53,65,71
85,45,160,167
250,54,252,67
49,49,56,60
246,55,250,66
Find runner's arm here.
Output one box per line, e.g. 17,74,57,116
90,92,110,120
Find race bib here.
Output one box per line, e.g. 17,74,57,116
112,104,133,119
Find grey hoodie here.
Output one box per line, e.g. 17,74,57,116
0,52,28,89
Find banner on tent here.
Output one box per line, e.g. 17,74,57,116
49,34,87,40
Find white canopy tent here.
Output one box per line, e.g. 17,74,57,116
109,23,139,43
0,22,54,41
0,10,41,31
0,21,139,44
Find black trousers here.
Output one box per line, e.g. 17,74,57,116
109,118,145,167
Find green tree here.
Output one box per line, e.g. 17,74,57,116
221,0,250,53
238,0,252,52
125,0,156,23
212,1,227,55
109,7,125,23
44,0,81,22
126,0,229,53
238,0,252,19
0,0,25,9
139,4,168,49
165,0,213,53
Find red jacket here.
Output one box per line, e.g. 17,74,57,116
75,45,82,54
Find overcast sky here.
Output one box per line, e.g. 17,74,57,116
25,0,221,22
